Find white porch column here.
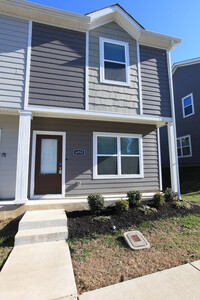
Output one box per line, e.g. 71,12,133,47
14,110,32,204
167,121,180,197
166,48,181,198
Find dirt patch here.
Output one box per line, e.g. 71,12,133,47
67,201,200,239
67,202,200,294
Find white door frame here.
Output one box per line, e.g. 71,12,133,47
30,130,66,199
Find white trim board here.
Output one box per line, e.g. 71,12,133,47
30,130,66,199
24,20,32,110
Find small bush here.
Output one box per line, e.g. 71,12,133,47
92,216,111,223
152,193,165,208
164,187,175,202
172,200,191,210
127,190,142,206
115,200,129,213
138,205,157,215
87,193,105,214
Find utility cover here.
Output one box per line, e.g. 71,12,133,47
124,231,150,250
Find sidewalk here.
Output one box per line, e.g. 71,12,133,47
0,210,77,300
79,261,200,300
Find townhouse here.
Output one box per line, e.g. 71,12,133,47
0,0,181,204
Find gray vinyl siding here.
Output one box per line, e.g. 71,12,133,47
89,22,139,114
29,22,86,109
0,14,29,109
173,63,200,166
140,45,171,117
0,115,19,199
32,118,159,195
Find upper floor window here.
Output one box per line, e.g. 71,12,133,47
100,38,130,86
177,135,192,158
93,132,143,179
182,93,194,118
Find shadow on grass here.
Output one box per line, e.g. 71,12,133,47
0,215,22,270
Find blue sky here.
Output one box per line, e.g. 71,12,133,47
26,0,200,64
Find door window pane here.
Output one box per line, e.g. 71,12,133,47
121,157,139,174
41,139,57,174
98,156,117,175
121,138,139,155
98,137,117,154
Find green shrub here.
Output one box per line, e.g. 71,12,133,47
127,190,142,206
138,205,157,215
92,216,111,223
172,200,191,210
152,193,165,208
87,193,105,214
164,187,175,202
115,200,129,213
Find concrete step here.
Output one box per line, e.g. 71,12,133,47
18,209,67,230
15,226,68,246
0,241,77,300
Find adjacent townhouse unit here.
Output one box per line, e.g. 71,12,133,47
0,0,181,205
161,58,200,171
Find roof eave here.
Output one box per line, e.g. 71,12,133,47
172,57,200,74
0,0,90,31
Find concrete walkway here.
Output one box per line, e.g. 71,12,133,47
79,261,200,300
0,209,77,300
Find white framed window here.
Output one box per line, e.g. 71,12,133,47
182,93,194,118
177,135,192,158
93,132,143,179
99,37,130,86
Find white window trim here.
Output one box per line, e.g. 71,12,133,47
93,132,143,179
177,134,192,158
182,93,195,118
30,130,66,199
99,37,130,86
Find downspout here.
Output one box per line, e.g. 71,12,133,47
166,41,181,199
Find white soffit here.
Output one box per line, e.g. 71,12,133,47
0,0,90,32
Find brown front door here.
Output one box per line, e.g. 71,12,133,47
34,135,62,195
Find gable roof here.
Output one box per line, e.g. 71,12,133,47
86,4,145,30
87,4,181,50
172,57,200,74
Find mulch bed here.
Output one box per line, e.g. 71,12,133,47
67,201,200,239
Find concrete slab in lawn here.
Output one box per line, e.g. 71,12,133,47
0,241,77,300
19,209,67,230
79,263,200,300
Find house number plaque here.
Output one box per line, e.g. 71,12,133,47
73,149,85,156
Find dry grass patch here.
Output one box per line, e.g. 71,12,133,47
69,213,200,294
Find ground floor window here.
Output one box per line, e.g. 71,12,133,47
93,132,143,179
177,135,192,158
